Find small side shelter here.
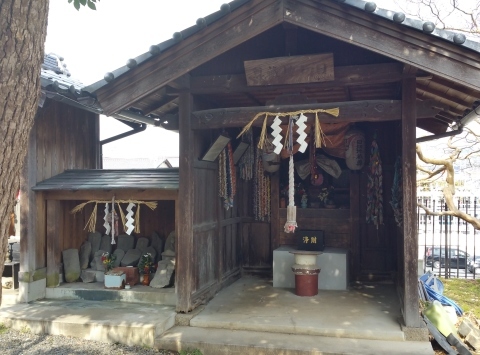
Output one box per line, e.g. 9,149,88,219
20,0,480,333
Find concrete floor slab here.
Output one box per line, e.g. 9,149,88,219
157,326,434,355
0,299,176,347
191,276,406,341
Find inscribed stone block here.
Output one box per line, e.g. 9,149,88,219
80,269,96,283
79,241,91,270
121,249,141,267
150,259,175,288
88,232,102,261
135,237,150,253
62,249,81,283
113,249,125,268
93,250,106,271
151,232,164,256
100,235,112,254
117,234,135,251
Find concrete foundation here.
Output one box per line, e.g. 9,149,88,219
19,278,46,303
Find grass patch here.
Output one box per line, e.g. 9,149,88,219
440,277,480,317
179,349,203,355
0,323,8,335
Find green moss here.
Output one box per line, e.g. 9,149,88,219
33,268,46,281
46,273,60,287
0,323,8,335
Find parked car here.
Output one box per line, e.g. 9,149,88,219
425,246,471,269
468,256,480,274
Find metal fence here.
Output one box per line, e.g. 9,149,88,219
417,196,480,279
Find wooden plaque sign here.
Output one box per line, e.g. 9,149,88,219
297,230,325,251
244,53,334,86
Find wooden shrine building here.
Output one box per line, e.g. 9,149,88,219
20,0,480,331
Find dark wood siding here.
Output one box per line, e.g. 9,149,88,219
26,100,99,283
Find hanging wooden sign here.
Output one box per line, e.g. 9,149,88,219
244,53,334,86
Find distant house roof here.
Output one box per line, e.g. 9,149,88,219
32,169,179,191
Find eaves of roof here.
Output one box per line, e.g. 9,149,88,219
83,0,480,97
32,169,179,191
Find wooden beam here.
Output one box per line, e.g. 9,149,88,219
402,75,420,327
146,97,179,116
190,63,403,94
177,89,194,313
96,0,282,116
244,53,334,86
191,100,443,129
286,0,480,91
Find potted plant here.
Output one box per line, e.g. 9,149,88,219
138,253,154,285
101,252,116,273
318,186,335,208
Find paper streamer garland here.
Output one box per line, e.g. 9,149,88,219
71,200,157,234
125,203,135,235
296,113,308,153
103,203,111,235
271,116,283,154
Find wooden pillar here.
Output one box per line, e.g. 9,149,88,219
402,74,420,327
176,79,194,313
20,123,39,275
46,200,62,287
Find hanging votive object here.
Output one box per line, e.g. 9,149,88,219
344,126,365,170
103,203,111,235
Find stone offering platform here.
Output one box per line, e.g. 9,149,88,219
45,281,176,306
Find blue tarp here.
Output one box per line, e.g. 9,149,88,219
419,272,463,316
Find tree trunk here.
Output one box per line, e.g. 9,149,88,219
0,0,49,305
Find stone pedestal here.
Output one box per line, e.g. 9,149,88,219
290,251,321,297
273,246,348,290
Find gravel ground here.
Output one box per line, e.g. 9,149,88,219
0,326,178,355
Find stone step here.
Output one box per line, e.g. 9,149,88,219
46,283,176,306
156,326,434,355
0,300,176,347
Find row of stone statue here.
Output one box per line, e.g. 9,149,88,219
62,230,176,288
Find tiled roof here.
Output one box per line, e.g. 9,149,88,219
83,0,480,95
40,53,101,113
32,169,179,191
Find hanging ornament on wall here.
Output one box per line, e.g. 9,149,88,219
366,133,384,229
218,141,236,210
239,129,254,180
254,140,271,221
284,116,298,233
345,126,365,170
